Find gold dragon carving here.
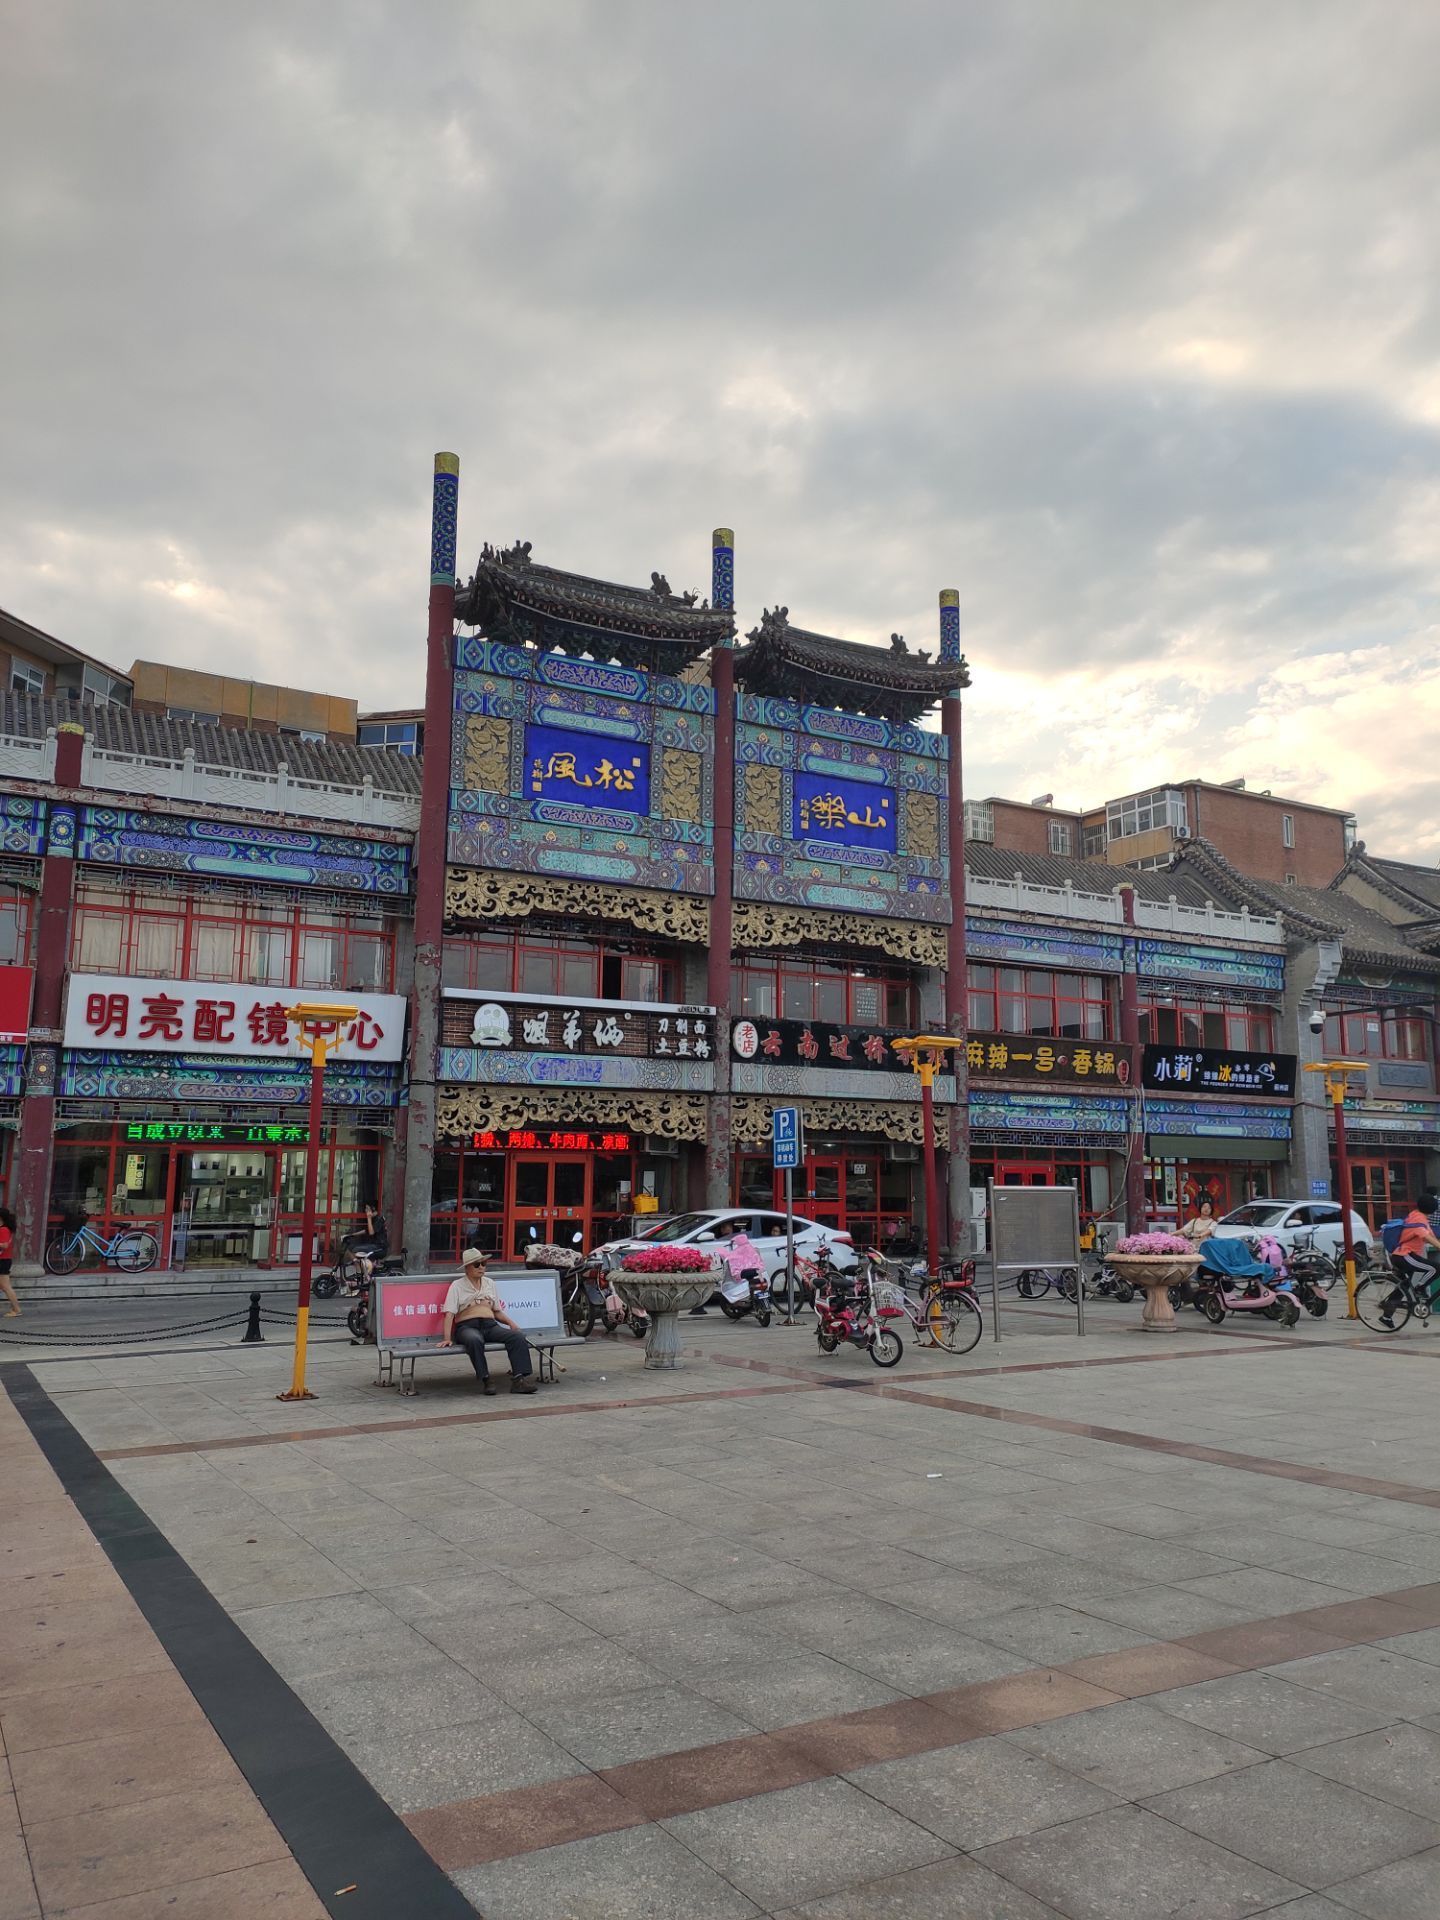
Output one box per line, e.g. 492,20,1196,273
731,900,947,967
444,869,710,944
905,792,940,861
731,1095,927,1146
742,764,782,836
659,748,703,823
437,1086,708,1142
460,717,511,794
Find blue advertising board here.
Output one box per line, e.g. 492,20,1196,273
792,769,897,853
524,723,650,814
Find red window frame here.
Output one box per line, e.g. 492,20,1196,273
69,881,397,991
441,930,681,1001
0,886,36,967
1323,1010,1430,1063
967,965,1113,1040
736,956,915,1026
1142,996,1277,1052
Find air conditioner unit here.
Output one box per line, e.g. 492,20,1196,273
1174,825,1191,840
642,1136,680,1158
886,1141,920,1163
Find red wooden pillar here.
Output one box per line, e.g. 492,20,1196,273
1117,882,1147,1232
939,591,969,1253
15,724,86,1272
399,454,460,1268
705,528,736,1211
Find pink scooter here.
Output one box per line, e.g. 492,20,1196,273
1195,1240,1301,1328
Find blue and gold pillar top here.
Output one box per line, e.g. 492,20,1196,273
711,527,735,621
938,588,962,669
431,453,460,587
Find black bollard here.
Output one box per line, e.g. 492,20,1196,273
241,1292,264,1343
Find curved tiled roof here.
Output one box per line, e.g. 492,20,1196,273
0,696,422,796
455,542,734,668
733,607,969,722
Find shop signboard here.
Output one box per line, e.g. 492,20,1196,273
732,1016,900,1072
0,965,34,1043
1142,1045,1295,1098
64,975,407,1063
469,1129,633,1152
443,992,714,1062
968,1032,1131,1086
524,724,651,815
792,770,897,853
123,1120,311,1146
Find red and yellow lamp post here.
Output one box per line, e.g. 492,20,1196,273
892,1036,963,1279
1303,1059,1367,1320
277,1002,358,1403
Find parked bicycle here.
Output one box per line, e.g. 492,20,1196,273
44,1210,159,1276
862,1249,983,1354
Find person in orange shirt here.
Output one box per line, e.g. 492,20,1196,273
1386,1189,1440,1328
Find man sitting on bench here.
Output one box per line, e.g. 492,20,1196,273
438,1249,538,1395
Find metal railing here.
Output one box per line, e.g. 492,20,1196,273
967,872,1283,945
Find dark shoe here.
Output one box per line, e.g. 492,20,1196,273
688,1307,709,1316
510,1375,539,1394
1380,1315,1395,1330
479,1379,497,1395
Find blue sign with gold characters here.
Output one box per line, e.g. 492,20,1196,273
792,769,897,852
524,723,650,814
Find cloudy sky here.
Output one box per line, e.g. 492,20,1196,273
4,2,1439,856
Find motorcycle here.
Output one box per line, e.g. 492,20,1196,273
314,1209,404,1300
1195,1238,1301,1328
718,1263,772,1326
813,1269,903,1367
566,1245,648,1340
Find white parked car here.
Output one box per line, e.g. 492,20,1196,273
589,1207,858,1297
1212,1200,1371,1260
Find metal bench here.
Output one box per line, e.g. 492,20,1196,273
373,1270,588,1395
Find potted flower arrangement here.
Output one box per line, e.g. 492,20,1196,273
613,1244,719,1365
1108,1231,1202,1332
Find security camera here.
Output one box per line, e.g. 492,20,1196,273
1307,1007,1326,1035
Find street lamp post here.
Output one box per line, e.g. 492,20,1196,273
892,1036,963,1279
277,1001,359,1403
1303,1058,1367,1320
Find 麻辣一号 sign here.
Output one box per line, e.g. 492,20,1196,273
64,976,406,1063
524,723,651,814
1141,1045,1296,1099
792,770,897,853
966,1032,1130,1086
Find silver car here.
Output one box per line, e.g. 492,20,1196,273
590,1207,859,1291
1212,1199,1371,1260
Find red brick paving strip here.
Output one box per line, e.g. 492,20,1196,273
0,1391,329,1920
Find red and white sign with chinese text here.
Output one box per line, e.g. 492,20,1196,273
63,975,407,1063
0,966,35,1044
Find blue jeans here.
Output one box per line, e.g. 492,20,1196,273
453,1317,532,1380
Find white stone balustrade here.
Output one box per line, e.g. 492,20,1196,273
966,872,1284,946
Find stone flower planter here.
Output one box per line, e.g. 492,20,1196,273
1107,1252,1203,1332
612,1271,716,1369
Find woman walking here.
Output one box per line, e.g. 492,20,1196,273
0,1208,20,1317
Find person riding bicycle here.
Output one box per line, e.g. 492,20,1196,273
1384,1188,1440,1328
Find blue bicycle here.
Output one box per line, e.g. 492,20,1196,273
44,1210,160,1275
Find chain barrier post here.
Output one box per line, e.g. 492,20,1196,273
242,1292,264,1343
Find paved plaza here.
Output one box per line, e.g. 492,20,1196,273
7,1298,1440,1917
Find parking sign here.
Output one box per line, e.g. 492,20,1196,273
771,1106,803,1169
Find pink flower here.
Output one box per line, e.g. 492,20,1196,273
1117,1232,1193,1255
621,1246,715,1274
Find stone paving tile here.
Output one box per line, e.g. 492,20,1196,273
339,1708,581,1813
686,1651,904,1730
663,1776,955,1911
1322,1843,1440,1917
871,1569,1038,1625
964,1603,1152,1666
770,1854,1064,1917
1077,1581,1259,1640
1266,1646,1440,1719
1288,1722,1440,1821
9,1719,241,1822
1176,1568,1360,1615
846,1732,1120,1849
973,1803,1302,1918
452,1822,764,1919
24,1781,290,1912
290,1651,511,1740
1143,1759,1440,1889
31,1855,328,1919
526,1679,759,1771
1005,1696,1268,1796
